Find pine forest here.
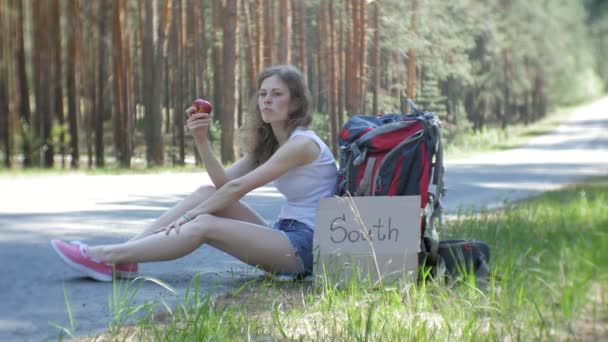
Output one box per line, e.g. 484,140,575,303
0,0,606,169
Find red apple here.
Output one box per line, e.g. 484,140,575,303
193,99,213,114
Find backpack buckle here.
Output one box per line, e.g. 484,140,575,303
351,144,367,165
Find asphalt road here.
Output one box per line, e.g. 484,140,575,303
1,97,607,341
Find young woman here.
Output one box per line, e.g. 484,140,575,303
51,65,338,282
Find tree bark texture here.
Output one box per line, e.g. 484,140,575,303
221,0,239,163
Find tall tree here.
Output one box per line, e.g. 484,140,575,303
15,0,32,167
255,0,264,74
317,0,328,113
338,0,345,127
67,0,80,168
500,0,511,129
243,0,258,94
122,0,135,164
357,0,367,113
94,0,109,168
32,0,54,167
83,0,95,168
221,0,240,163
0,1,11,167
212,0,223,118
345,0,356,115
293,0,308,82
406,0,417,106
263,0,274,66
278,0,291,64
143,0,172,167
328,0,339,155
112,0,130,167
370,0,380,114
193,0,207,99
51,0,65,167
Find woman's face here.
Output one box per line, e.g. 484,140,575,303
258,75,293,125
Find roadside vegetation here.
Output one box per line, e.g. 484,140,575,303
0,98,590,178
56,176,607,341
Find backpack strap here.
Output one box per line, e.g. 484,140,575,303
429,116,445,228
407,99,446,259
356,157,377,196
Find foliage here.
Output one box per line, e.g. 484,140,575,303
0,0,606,169
311,111,332,146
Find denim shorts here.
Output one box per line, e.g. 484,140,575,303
273,219,314,274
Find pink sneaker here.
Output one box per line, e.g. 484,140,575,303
115,262,138,278
51,240,113,281
51,240,139,282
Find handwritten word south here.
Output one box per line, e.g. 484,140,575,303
329,214,399,243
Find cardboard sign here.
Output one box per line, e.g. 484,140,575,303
313,196,421,283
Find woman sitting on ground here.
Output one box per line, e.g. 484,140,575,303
51,65,338,281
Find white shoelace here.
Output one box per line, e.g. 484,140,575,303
69,240,108,264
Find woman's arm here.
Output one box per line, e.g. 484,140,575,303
187,109,255,187
195,140,256,188
188,135,320,218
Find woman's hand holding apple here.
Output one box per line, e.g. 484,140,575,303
185,99,213,144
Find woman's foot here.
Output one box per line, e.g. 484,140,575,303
51,240,138,282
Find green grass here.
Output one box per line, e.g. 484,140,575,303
68,176,607,341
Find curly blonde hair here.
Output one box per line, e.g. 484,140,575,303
240,65,312,165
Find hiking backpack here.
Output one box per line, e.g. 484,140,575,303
336,100,490,285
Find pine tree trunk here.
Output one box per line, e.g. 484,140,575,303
406,0,417,106
371,1,379,115
328,1,338,156
255,0,264,74
122,0,135,165
358,0,367,113
15,0,32,167
143,0,158,166
533,69,546,119
112,0,130,167
0,2,10,167
177,0,186,164
83,0,94,168
278,0,291,64
221,0,239,163
502,48,510,129
33,0,54,167
50,0,65,167
338,0,344,127
317,1,327,113
242,0,258,95
294,0,307,82
345,0,356,116
194,0,207,98
95,0,108,168
212,0,223,119
67,0,80,168
263,0,274,66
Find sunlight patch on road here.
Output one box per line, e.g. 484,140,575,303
474,181,563,191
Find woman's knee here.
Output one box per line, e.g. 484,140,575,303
186,214,219,241
193,185,216,198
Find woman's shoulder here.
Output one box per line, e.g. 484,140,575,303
290,127,319,140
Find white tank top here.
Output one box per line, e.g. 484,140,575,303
273,128,338,228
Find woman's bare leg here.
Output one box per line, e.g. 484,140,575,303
92,214,303,274
131,185,268,240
